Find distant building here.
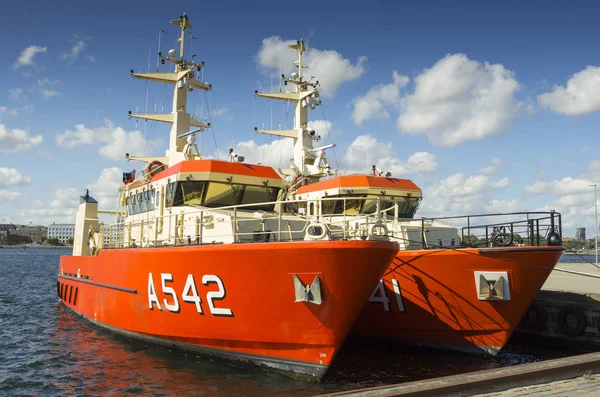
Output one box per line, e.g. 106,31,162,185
103,227,120,247
47,223,76,244
575,228,586,241
0,224,17,246
11,226,47,244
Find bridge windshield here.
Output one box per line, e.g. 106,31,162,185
167,181,280,211
321,194,421,218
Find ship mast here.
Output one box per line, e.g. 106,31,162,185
254,40,335,181
129,13,211,167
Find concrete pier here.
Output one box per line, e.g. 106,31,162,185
518,262,600,345
316,352,600,397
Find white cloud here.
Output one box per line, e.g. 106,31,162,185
60,35,89,65
524,177,596,195
0,124,43,152
17,168,122,225
397,53,523,147
87,167,123,209
0,106,19,117
9,88,24,101
351,71,409,125
538,66,600,116
485,199,519,213
87,55,96,62
418,172,510,216
231,119,335,169
583,160,600,181
0,168,31,187
491,157,504,167
343,135,406,176
307,119,333,136
0,190,21,203
56,119,162,160
523,161,599,230
405,152,439,173
342,134,438,176
34,78,62,98
232,138,294,168
256,36,367,97
211,106,232,121
13,45,47,70
49,188,79,209
18,187,78,224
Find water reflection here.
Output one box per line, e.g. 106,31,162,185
51,305,319,396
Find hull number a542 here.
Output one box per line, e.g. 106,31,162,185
148,273,233,316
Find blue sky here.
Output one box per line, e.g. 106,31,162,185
0,0,599,236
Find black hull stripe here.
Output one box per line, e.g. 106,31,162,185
58,275,137,294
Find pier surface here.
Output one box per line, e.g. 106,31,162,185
542,261,600,295
472,373,600,396
316,352,600,397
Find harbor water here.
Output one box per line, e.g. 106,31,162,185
0,248,590,396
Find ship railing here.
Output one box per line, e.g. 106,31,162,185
96,196,397,249
419,211,562,249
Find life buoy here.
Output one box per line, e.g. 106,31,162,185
87,227,99,256
491,226,513,247
292,174,309,187
305,223,327,240
520,304,547,332
556,306,587,336
145,160,165,179
547,231,561,246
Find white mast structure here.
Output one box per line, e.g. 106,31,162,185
254,40,335,183
128,13,211,167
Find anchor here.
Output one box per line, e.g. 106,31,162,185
293,274,322,305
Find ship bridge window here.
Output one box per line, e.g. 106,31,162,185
126,189,156,216
171,181,207,206
168,181,280,211
394,196,421,219
322,195,366,216
203,182,244,208
240,185,279,211
320,194,421,218
362,197,396,215
363,195,421,219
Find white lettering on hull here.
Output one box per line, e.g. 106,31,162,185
147,273,233,316
368,278,406,312
148,273,162,310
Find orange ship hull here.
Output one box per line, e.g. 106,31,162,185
353,246,563,354
57,240,397,379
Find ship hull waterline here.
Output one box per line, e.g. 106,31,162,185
353,246,564,355
57,240,398,380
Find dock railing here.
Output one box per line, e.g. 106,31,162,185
420,211,562,249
